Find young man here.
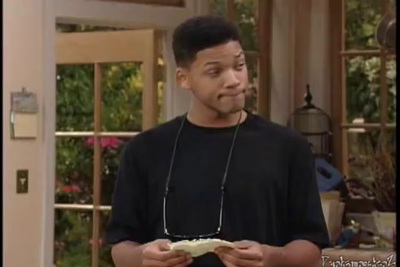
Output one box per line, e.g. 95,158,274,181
106,15,330,267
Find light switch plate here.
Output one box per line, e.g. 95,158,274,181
17,169,29,194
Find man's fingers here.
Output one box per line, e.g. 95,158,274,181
216,247,263,261
216,254,236,267
143,239,192,267
215,247,233,254
154,251,186,261
174,261,192,267
234,248,263,260
217,252,258,267
158,241,172,251
143,259,165,267
175,257,193,267
144,255,192,267
233,240,254,249
144,248,185,261
165,254,192,266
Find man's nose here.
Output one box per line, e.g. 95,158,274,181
224,69,240,89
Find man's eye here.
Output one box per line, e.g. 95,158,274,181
235,62,246,70
207,69,220,76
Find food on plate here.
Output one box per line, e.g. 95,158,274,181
169,238,234,257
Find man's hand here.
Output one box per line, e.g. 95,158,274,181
142,239,193,267
214,240,265,267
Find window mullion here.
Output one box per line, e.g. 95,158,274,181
92,63,102,267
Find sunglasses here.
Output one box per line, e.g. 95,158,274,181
163,113,242,239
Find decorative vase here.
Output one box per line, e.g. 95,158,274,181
372,211,396,247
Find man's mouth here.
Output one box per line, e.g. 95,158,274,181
221,89,245,97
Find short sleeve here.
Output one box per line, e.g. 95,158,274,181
105,139,149,245
286,135,330,249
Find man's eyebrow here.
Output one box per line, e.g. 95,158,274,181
204,61,220,67
203,51,244,67
234,51,244,58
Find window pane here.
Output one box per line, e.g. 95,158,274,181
100,211,114,267
234,0,258,51
54,210,92,266
209,0,227,17
102,63,143,132
387,58,396,123
56,137,93,204
347,128,396,212
245,55,258,113
57,64,94,131
101,138,131,205
346,56,381,123
345,0,382,50
348,128,396,179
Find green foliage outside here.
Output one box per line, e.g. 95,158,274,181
55,24,145,267
344,0,396,179
54,1,396,266
345,0,396,125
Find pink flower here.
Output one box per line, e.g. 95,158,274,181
62,185,81,193
101,137,120,148
86,137,95,146
85,137,120,149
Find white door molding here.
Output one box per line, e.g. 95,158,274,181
54,0,192,29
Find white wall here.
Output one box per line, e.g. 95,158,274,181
309,0,331,115
271,0,331,125
163,30,191,120
163,0,209,120
3,0,55,266
270,0,295,125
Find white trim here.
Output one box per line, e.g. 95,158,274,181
162,0,209,120
41,0,56,266
162,29,191,120
270,0,296,125
185,0,210,16
55,0,192,29
162,30,175,121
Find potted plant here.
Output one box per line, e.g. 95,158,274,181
367,146,396,245
344,139,396,248
368,147,396,212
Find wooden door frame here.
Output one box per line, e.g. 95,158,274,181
56,29,159,130
54,29,159,267
41,2,207,266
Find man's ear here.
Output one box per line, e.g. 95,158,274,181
175,68,191,90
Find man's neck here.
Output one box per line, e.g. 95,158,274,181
186,105,246,128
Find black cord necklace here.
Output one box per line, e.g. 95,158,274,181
163,111,243,239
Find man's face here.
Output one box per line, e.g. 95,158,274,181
176,41,249,115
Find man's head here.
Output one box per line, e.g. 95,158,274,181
173,15,248,115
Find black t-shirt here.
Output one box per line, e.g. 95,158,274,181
106,112,330,266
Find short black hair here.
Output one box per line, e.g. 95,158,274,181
172,15,242,67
